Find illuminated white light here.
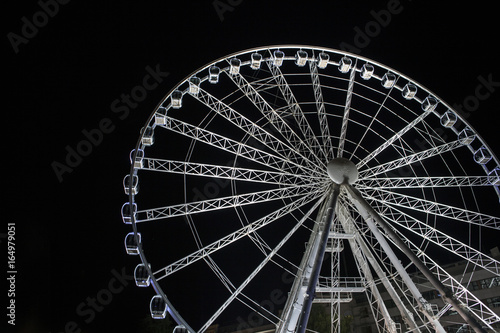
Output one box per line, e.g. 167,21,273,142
141,126,154,146
318,52,329,69
251,53,262,70
188,76,201,95
154,108,167,125
422,96,438,112
171,90,183,109
402,83,417,99
130,149,144,169
150,295,167,319
173,326,188,333
381,73,396,88
295,50,308,67
208,66,220,84
273,50,285,67
474,147,492,165
458,127,476,145
339,56,352,73
124,232,141,255
440,110,457,128
360,63,374,80
488,168,500,185
123,174,139,195
121,202,137,224
134,264,151,287
229,58,241,75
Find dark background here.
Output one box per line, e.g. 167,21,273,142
5,1,500,332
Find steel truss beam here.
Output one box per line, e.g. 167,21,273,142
358,140,464,179
357,108,431,169
153,188,326,281
160,116,321,175
345,185,489,333
337,63,356,159
265,58,327,162
277,184,340,333
224,65,326,169
193,87,322,173
141,157,321,186
362,187,500,230
309,58,334,161
357,175,493,189
336,203,429,333
136,183,322,222
365,197,500,275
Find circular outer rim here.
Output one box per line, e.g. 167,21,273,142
126,45,500,331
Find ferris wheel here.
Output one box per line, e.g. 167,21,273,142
122,45,500,333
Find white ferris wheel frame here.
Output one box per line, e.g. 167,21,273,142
123,45,500,333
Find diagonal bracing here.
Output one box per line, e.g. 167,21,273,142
153,188,326,281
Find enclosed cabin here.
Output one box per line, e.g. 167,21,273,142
250,52,262,70
473,147,492,165
150,295,168,319
440,110,457,128
488,168,500,186
188,76,201,96
295,50,308,67
458,127,476,145
134,263,151,287
173,326,188,333
273,50,285,67
208,65,220,84
141,126,154,146
124,232,141,255
338,56,352,73
130,149,144,169
121,202,137,224
381,73,396,88
155,107,167,126
360,63,374,80
422,96,438,112
317,52,329,69
171,90,183,109
229,58,241,75
402,83,417,100
123,174,139,195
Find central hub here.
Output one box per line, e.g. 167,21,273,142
327,158,358,185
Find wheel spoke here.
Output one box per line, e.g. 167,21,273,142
350,75,399,162
198,194,325,332
389,227,500,330
361,187,500,230
136,183,323,222
356,108,432,169
153,188,325,281
309,58,334,161
124,46,500,333
337,63,356,158
373,202,500,275
193,87,318,171
357,175,494,189
224,66,326,169
358,140,464,179
265,57,327,162
140,157,323,186
160,116,321,175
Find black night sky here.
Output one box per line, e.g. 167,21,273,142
5,1,500,332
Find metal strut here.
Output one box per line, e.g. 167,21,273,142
297,184,340,333
344,185,488,333
277,184,340,333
